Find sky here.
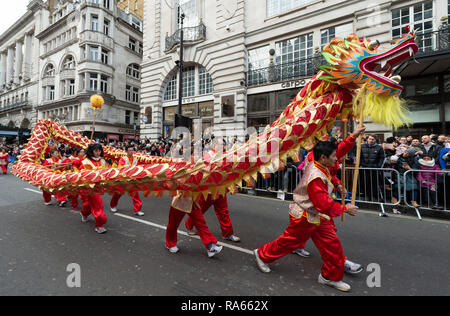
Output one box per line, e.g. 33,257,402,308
0,0,30,35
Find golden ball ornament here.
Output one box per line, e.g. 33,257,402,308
90,94,104,110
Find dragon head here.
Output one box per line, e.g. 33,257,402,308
318,31,419,128
319,31,419,97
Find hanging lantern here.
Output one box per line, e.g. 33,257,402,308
90,94,104,110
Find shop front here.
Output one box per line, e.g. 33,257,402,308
162,99,214,138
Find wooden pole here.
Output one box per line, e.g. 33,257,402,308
341,121,348,222
90,110,97,141
351,108,365,206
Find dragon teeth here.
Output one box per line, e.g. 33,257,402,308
380,59,387,68
390,75,402,83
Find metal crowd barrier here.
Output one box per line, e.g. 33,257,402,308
337,167,402,218
402,170,450,219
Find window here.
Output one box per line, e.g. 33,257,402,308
177,0,199,28
321,23,354,48
101,49,109,64
100,75,108,93
89,73,98,91
69,79,75,96
129,37,136,51
45,64,55,77
63,55,75,70
91,15,99,31
248,46,271,85
126,85,132,101
275,33,314,80
392,1,433,51
198,67,213,95
267,0,316,17
164,74,177,101
127,64,140,79
125,110,131,125
89,46,99,61
138,42,143,55
132,17,142,31
103,0,110,10
48,86,55,100
104,19,110,36
132,87,140,103
182,66,195,98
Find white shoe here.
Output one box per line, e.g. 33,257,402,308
223,235,241,242
44,202,52,206
135,211,145,216
59,201,67,207
94,226,107,234
318,274,351,292
110,207,118,213
344,260,363,274
292,248,311,258
167,246,179,253
207,244,223,258
254,249,271,273
81,214,90,223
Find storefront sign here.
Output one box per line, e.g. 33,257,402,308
281,79,306,89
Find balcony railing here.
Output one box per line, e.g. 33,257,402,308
0,101,29,114
415,25,450,56
247,54,325,87
165,23,206,52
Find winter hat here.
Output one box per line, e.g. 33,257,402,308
405,147,417,156
390,155,399,163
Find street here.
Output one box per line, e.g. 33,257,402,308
0,172,449,296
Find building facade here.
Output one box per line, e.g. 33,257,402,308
0,0,144,143
141,0,450,141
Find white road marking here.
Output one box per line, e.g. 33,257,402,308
115,213,254,255
23,187,256,255
24,188,42,194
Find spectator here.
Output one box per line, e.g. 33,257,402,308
382,137,397,167
395,136,409,156
435,135,446,157
417,154,442,209
359,135,385,201
406,135,413,146
395,147,420,208
420,135,440,161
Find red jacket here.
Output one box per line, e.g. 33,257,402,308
306,135,356,187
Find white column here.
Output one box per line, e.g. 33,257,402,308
0,52,6,87
14,41,23,85
6,46,15,85
23,34,33,80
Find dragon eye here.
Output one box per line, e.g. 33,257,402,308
368,40,380,51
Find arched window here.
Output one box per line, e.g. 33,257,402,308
162,65,213,101
127,63,140,79
44,64,55,77
62,55,76,70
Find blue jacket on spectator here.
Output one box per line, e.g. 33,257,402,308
439,148,450,169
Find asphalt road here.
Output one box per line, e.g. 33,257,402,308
0,172,449,296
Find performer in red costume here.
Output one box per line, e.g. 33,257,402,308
166,193,223,258
184,193,240,242
110,145,144,216
292,126,366,276
0,148,8,174
184,147,240,242
42,148,69,207
254,141,359,292
63,148,85,210
80,143,108,234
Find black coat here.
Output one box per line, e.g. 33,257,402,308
360,143,385,168
420,144,440,160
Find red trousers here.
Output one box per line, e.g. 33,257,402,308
0,165,7,174
258,215,345,282
110,192,142,213
70,195,79,209
81,194,107,227
185,195,234,238
43,191,68,204
166,205,217,249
